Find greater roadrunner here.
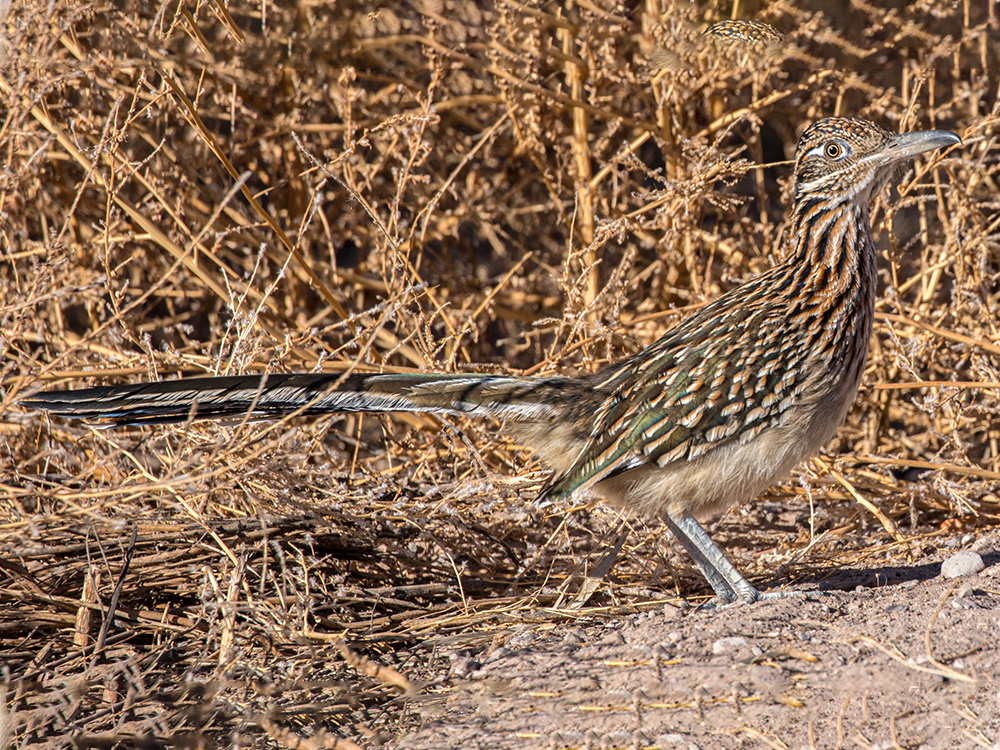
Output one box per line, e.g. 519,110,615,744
28,117,960,606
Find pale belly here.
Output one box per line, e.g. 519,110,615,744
592,362,865,519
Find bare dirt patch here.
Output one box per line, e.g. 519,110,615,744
397,537,1000,749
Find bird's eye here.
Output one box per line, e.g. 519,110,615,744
824,142,844,159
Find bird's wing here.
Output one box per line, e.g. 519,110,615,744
538,271,819,501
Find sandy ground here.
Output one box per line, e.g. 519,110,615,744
393,534,999,749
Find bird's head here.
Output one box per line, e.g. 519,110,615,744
792,117,960,206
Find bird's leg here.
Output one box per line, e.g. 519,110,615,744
662,512,741,605
665,511,802,606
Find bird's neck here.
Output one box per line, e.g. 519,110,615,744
786,197,875,294
783,195,878,387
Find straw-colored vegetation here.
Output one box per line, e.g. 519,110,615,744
2,0,998,746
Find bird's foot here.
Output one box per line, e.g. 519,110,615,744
694,586,814,612
693,595,739,613
751,588,809,602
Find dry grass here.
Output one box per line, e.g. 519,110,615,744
1,0,999,746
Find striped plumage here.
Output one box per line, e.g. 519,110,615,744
703,19,785,46
646,19,784,72
28,118,960,606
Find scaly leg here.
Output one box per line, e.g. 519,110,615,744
665,511,801,606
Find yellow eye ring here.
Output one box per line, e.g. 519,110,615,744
824,142,843,159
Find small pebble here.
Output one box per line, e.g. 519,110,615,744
712,636,749,655
596,631,625,647
485,646,510,663
507,629,536,648
941,550,985,579
447,653,480,678
562,629,586,645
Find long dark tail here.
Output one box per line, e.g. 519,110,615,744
26,372,586,427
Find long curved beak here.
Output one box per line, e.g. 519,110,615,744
884,129,962,162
